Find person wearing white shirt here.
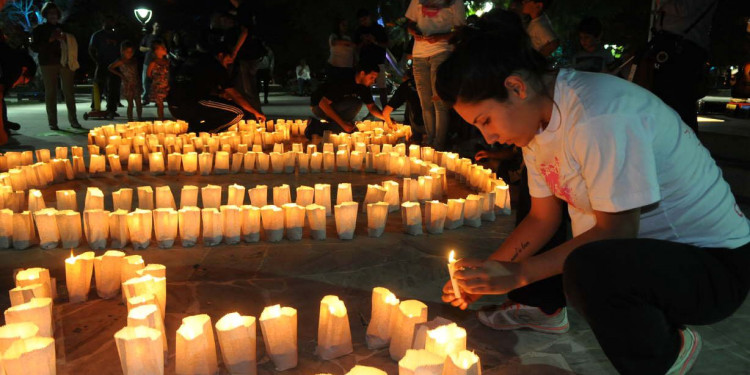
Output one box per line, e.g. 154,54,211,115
405,0,465,150
521,0,559,57
436,12,750,375
296,59,311,96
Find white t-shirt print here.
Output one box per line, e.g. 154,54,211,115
405,0,466,58
526,14,557,52
523,69,750,249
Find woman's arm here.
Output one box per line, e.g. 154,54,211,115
232,26,248,60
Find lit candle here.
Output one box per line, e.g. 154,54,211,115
296,186,314,207
27,189,46,213
323,151,335,173
137,186,154,210
336,150,349,172
283,151,296,173
89,154,106,175
316,295,353,360
84,187,104,211
201,184,222,209
180,185,199,208
122,275,166,320
220,205,242,245
366,202,389,238
398,349,444,375
201,208,223,246
403,178,419,203
443,350,481,375
34,208,60,249
127,303,167,352
306,204,327,240
350,151,364,172
214,151,230,174
273,184,291,207
382,181,400,213
249,185,268,207
155,186,176,209
0,322,39,352
362,185,386,213
1,336,56,375
109,209,131,249
153,208,178,248
448,250,462,300
310,152,322,173
15,268,51,299
167,152,182,175
120,254,145,285
243,152,257,173
9,284,45,306
425,323,466,359
334,201,358,240
401,202,423,236
94,250,125,299
282,203,305,241
445,199,466,230
215,312,257,375
198,152,213,175
227,184,246,206
314,184,332,217
240,205,261,243
260,205,284,242
298,152,310,173
112,188,133,211
494,183,511,215
55,190,77,211
0,209,11,249
128,153,143,175
256,152,270,173
366,287,399,349
183,152,198,175
12,211,35,250
4,297,53,337
149,152,165,175
231,152,244,174
65,250,95,303
178,206,201,247
463,194,482,228
336,183,353,206
389,300,428,361
418,176,433,202
259,305,298,371
127,209,153,250
114,326,164,375
424,201,448,235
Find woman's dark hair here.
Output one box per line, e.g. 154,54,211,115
41,2,61,19
436,9,549,107
332,17,348,37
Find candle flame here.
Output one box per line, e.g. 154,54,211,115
384,292,399,306
267,304,281,318
449,250,456,263
32,190,41,197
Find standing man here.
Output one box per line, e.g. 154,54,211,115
139,21,161,106
354,8,390,108
89,15,122,116
227,0,266,112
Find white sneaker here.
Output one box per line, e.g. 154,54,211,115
477,300,569,334
666,327,701,375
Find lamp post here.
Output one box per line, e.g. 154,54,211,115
134,8,153,32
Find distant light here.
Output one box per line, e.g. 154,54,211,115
697,116,724,123
134,8,152,25
475,1,494,16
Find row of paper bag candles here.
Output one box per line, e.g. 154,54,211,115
4,258,477,375
0,257,166,375
0,181,510,250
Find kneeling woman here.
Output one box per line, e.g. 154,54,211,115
437,13,750,375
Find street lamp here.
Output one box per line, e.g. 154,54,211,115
134,8,153,32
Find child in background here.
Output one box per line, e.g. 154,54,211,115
572,17,614,73
147,41,170,120
108,41,142,121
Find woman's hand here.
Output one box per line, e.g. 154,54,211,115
442,280,481,310
253,113,266,123
454,258,525,295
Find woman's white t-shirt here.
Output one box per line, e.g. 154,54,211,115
405,0,465,58
328,34,355,68
523,69,750,249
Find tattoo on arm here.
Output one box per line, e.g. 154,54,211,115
510,241,530,262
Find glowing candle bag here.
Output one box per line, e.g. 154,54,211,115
137,186,154,210
306,204,327,240
347,366,387,375
201,208,223,246
1,337,56,375
241,205,261,243
398,349,444,375
179,206,201,247
366,287,400,349
273,184,292,207
259,305,298,371
401,202,423,236
334,201,358,240
127,209,153,250
445,199,465,230
249,185,268,207
15,268,52,298
4,297,53,337
84,209,109,250
366,202,389,238
12,211,35,250
314,184,332,216
296,186,314,207
443,351,481,375
65,251,95,303
94,250,125,299
316,295,353,360
56,190,77,211
112,188,133,211
56,210,82,248
153,208,178,248
216,312,257,375
155,186,176,209
260,205,284,242
114,326,164,375
425,323,466,360
127,304,167,351
34,209,59,249
463,195,482,228
389,300,428,361
362,185,386,213
282,203,305,241
0,322,39,352
201,184,222,209
181,185,199,208
227,184,246,206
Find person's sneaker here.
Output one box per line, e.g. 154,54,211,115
477,300,569,334
5,121,20,131
666,327,701,375
70,121,84,129
49,124,60,131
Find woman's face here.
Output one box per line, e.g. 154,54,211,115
452,76,548,147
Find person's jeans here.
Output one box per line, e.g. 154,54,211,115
94,65,120,113
233,58,262,112
297,78,309,95
564,239,750,374
40,64,77,126
413,51,451,150
141,64,151,102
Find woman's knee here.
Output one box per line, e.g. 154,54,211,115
563,241,618,308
